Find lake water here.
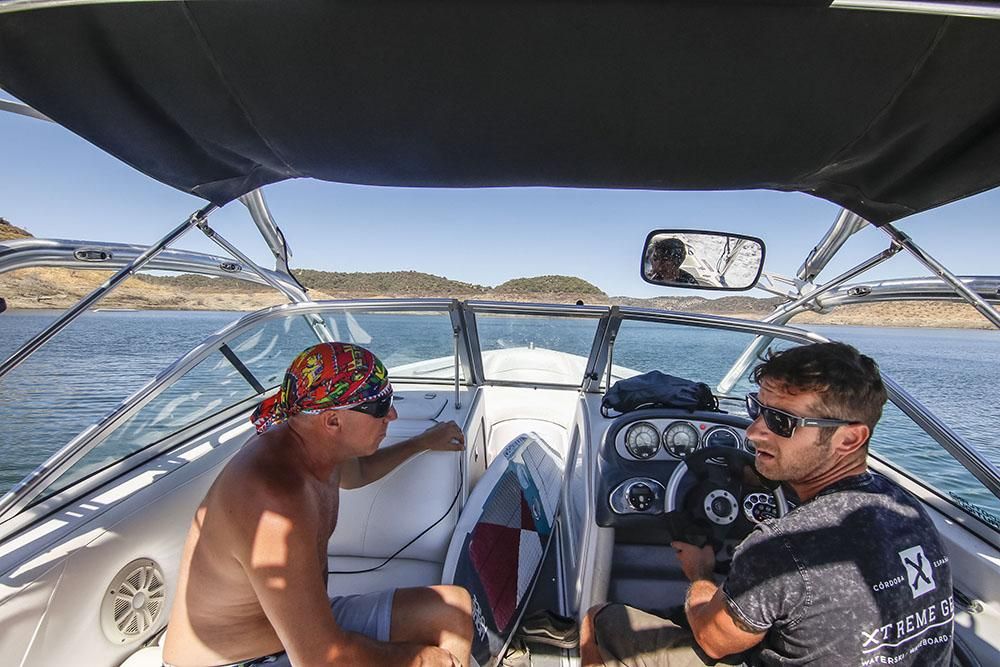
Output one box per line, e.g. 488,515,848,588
1,309,997,526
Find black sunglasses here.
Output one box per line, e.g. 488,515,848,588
745,392,852,439
349,393,394,419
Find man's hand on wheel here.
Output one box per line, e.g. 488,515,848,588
672,540,716,582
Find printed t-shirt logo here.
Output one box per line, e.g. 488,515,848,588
898,545,935,598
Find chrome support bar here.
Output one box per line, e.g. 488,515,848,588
238,189,293,273
0,203,216,382
604,330,616,393
195,220,333,342
453,325,462,410
717,243,902,395
772,243,903,319
797,209,869,282
0,97,51,122
811,276,1000,308
582,307,619,394
196,220,307,302
0,238,302,291
881,224,1000,329
832,0,1000,19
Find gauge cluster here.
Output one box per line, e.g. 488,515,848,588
616,418,753,462
596,408,767,529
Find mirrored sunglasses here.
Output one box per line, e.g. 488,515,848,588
348,393,394,419
745,392,852,439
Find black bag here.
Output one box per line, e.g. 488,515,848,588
601,371,719,417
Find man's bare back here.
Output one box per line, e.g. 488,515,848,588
165,428,340,664
163,342,472,667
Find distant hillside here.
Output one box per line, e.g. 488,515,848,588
1,222,993,327
0,218,32,240
614,295,784,316
134,273,272,292
294,269,488,295
495,275,605,295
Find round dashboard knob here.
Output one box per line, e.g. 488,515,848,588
711,496,733,517
627,482,654,511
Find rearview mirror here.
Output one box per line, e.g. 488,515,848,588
641,230,765,291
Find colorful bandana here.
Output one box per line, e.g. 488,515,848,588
251,342,392,434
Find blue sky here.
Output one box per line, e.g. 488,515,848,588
2,96,998,299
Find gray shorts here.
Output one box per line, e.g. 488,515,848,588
216,589,396,667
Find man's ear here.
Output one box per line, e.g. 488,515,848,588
321,409,344,432
833,422,870,457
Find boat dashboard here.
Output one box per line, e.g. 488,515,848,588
595,409,783,550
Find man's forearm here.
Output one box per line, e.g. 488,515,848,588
354,438,424,486
684,579,719,634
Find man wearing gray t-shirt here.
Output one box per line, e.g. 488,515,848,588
580,342,954,666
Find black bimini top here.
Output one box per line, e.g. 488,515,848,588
1,1,999,225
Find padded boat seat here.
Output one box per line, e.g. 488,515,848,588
326,556,443,597
327,437,463,594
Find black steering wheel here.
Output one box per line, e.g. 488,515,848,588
663,446,788,555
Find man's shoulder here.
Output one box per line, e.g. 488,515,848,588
215,438,317,517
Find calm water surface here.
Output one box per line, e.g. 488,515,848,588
1,310,997,525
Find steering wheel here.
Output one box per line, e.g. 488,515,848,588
663,446,788,554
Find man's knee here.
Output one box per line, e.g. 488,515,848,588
431,585,473,637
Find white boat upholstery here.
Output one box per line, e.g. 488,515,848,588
326,557,443,597
326,429,464,594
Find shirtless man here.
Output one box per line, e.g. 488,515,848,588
164,342,473,666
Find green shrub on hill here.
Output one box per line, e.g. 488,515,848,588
294,269,488,295
493,275,605,295
133,269,487,295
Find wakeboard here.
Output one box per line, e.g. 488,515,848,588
442,432,563,667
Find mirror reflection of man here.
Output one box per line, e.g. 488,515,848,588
649,238,698,285
164,342,472,667
580,342,954,666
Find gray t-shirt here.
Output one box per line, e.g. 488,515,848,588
722,472,953,666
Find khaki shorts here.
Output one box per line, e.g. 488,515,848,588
593,603,747,667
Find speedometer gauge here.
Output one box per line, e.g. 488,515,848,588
704,427,741,450
624,422,660,459
663,421,700,458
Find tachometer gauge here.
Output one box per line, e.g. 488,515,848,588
663,421,700,458
624,422,660,459
704,427,741,450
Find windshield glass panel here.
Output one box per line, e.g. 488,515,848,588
35,350,257,502
0,310,239,498
228,309,464,386
475,313,600,386
609,319,798,393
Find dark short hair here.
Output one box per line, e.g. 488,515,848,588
751,342,887,437
652,237,686,260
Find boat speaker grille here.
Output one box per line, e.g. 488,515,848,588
100,558,166,645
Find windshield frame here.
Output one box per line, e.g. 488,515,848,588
2,298,997,544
